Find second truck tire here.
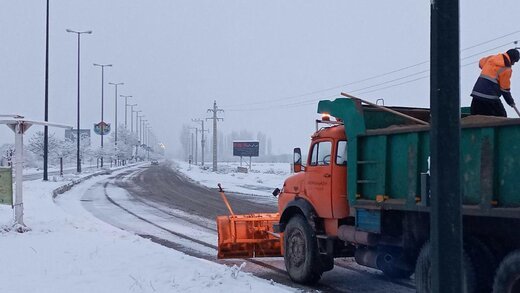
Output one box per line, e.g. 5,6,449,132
415,241,476,293
493,249,520,293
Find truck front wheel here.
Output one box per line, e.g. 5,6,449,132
493,250,520,293
284,214,323,284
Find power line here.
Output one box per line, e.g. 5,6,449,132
226,33,520,110
227,40,517,112
461,30,520,52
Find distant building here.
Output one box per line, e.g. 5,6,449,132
65,129,91,146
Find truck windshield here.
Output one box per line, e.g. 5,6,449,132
310,141,332,166
336,140,347,165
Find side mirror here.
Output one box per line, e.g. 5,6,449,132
293,147,302,173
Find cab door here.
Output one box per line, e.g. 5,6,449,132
332,140,349,218
305,140,333,218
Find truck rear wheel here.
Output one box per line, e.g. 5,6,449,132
284,214,322,284
378,246,414,279
465,237,497,292
493,250,520,293
415,241,476,293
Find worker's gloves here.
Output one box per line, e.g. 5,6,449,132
509,102,516,107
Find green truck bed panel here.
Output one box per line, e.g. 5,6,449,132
317,98,520,216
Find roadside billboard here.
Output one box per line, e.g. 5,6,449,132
233,141,259,157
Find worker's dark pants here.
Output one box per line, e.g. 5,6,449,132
470,97,507,117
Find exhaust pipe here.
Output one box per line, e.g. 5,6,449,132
355,247,412,272
338,225,379,246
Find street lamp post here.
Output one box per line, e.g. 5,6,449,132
129,104,137,133
108,82,123,145
93,63,112,168
141,119,147,146
67,29,92,173
120,95,132,130
146,126,151,160
135,111,142,161
135,111,142,138
43,0,50,181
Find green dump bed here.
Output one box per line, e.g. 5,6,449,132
318,98,520,219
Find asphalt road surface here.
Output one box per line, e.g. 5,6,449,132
116,161,278,219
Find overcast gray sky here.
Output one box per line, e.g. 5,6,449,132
1,1,519,156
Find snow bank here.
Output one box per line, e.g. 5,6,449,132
173,161,290,197
0,170,293,293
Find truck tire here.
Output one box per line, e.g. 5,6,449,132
284,214,322,284
381,264,413,279
492,250,520,293
378,246,414,279
465,237,497,293
415,241,476,293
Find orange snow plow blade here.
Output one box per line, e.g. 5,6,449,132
216,184,282,259
217,213,282,259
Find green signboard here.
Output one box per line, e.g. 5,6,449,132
0,167,13,205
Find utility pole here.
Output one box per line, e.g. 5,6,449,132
189,126,199,165
430,1,461,292
192,118,208,166
206,100,224,171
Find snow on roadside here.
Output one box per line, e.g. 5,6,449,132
173,161,291,197
0,169,294,293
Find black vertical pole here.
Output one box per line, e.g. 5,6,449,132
202,120,205,166
114,85,118,166
76,33,81,173
430,1,462,292
43,0,49,181
124,97,128,129
101,66,104,167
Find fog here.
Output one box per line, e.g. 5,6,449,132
1,1,519,159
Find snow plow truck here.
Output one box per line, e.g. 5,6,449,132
216,94,520,292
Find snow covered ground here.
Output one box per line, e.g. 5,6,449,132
0,166,293,293
173,161,291,197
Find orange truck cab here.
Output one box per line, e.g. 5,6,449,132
273,117,361,284
277,123,349,237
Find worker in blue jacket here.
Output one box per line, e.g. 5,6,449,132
471,49,520,117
